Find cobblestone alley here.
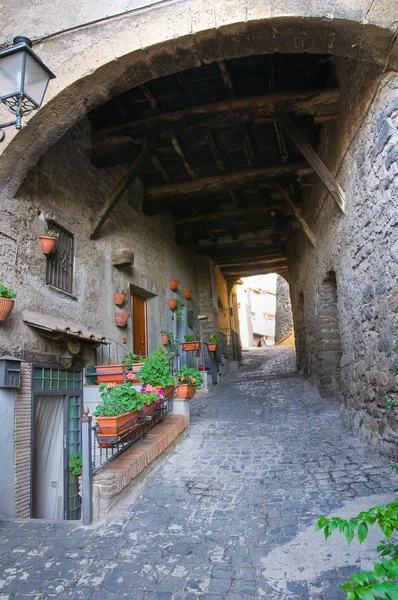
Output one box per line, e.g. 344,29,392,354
0,347,396,600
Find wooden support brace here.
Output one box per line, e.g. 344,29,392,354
274,182,316,248
279,116,346,213
90,136,159,240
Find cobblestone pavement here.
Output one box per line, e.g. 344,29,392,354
1,347,396,600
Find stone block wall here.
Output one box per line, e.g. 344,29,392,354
288,58,398,456
275,276,293,343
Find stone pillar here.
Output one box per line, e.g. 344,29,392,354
275,276,293,343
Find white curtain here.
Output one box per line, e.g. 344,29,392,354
33,396,64,520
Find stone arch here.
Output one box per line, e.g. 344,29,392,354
295,292,308,373
0,2,397,197
317,271,343,399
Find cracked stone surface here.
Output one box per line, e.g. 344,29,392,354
0,347,396,599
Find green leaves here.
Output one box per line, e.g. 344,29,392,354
139,348,175,388
176,364,204,390
0,280,16,299
94,382,143,416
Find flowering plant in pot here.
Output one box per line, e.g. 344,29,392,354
0,280,16,323
138,384,164,417
139,348,175,396
181,334,200,352
207,332,221,352
93,380,144,445
122,351,145,382
39,229,58,254
95,352,144,384
176,365,203,399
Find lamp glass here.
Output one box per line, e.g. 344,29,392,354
24,52,51,107
59,351,73,369
0,52,23,101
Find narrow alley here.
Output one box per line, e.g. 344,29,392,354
0,348,396,600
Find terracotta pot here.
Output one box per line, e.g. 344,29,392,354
114,292,126,306
115,312,129,327
183,290,192,300
169,280,179,291
139,402,157,417
181,341,200,352
95,364,125,384
162,385,175,398
0,298,14,323
96,410,138,440
177,384,195,399
207,343,219,352
168,299,177,311
161,333,169,345
39,235,57,254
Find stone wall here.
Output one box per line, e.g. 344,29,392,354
288,59,398,456
275,276,293,343
0,118,199,366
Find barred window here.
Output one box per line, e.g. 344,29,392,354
46,221,74,294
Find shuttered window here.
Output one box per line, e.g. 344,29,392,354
46,221,74,294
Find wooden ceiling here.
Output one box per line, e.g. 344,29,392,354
89,53,339,279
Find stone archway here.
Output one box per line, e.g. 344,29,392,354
1,1,397,197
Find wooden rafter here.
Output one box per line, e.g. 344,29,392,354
175,204,286,225
90,136,159,240
170,135,196,180
264,56,290,165
92,89,341,144
145,163,312,200
279,116,346,213
273,182,316,248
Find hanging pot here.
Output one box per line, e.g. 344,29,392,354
161,333,169,345
39,235,57,255
0,298,14,323
114,292,126,306
168,299,177,311
207,343,219,352
115,312,129,327
183,290,192,300
169,280,179,291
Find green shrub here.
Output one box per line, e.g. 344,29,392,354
93,382,143,416
0,280,16,299
138,348,175,388
176,364,203,390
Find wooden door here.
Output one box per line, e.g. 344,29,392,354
131,294,147,357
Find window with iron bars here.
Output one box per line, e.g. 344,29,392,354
46,221,74,294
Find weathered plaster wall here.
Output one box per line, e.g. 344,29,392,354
275,276,293,343
288,59,398,456
215,266,230,332
0,118,198,365
0,389,15,518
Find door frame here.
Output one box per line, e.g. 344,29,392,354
30,364,83,520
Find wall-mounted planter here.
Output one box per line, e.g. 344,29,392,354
183,290,192,300
95,364,125,384
177,384,195,399
115,312,129,327
207,343,219,352
181,341,200,352
39,235,57,255
169,280,179,291
114,292,126,306
96,410,139,447
161,333,169,345
168,299,177,311
0,298,15,323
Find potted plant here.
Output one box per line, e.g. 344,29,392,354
183,290,192,300
168,299,177,311
95,352,144,384
0,280,16,322
115,312,129,327
176,365,203,399
139,348,175,396
93,380,144,446
138,385,164,417
207,332,221,352
161,329,169,345
181,334,200,352
169,280,179,292
39,229,58,254
114,291,126,306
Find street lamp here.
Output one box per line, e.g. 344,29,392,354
0,36,55,142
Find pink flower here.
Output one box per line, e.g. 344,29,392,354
126,373,136,381
107,382,116,389
157,389,164,398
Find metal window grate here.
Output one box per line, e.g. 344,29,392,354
33,367,83,391
46,221,74,294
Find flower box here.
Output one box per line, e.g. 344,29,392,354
207,343,219,352
181,341,200,352
177,384,195,399
96,410,139,447
95,364,125,384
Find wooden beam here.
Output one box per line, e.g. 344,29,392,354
222,266,289,277
195,234,278,254
150,154,170,182
264,55,290,165
175,204,285,225
274,182,316,248
279,116,346,213
90,136,158,240
170,135,196,179
218,257,287,268
92,89,341,144
145,163,312,200
218,60,235,98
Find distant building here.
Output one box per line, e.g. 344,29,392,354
236,275,277,348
